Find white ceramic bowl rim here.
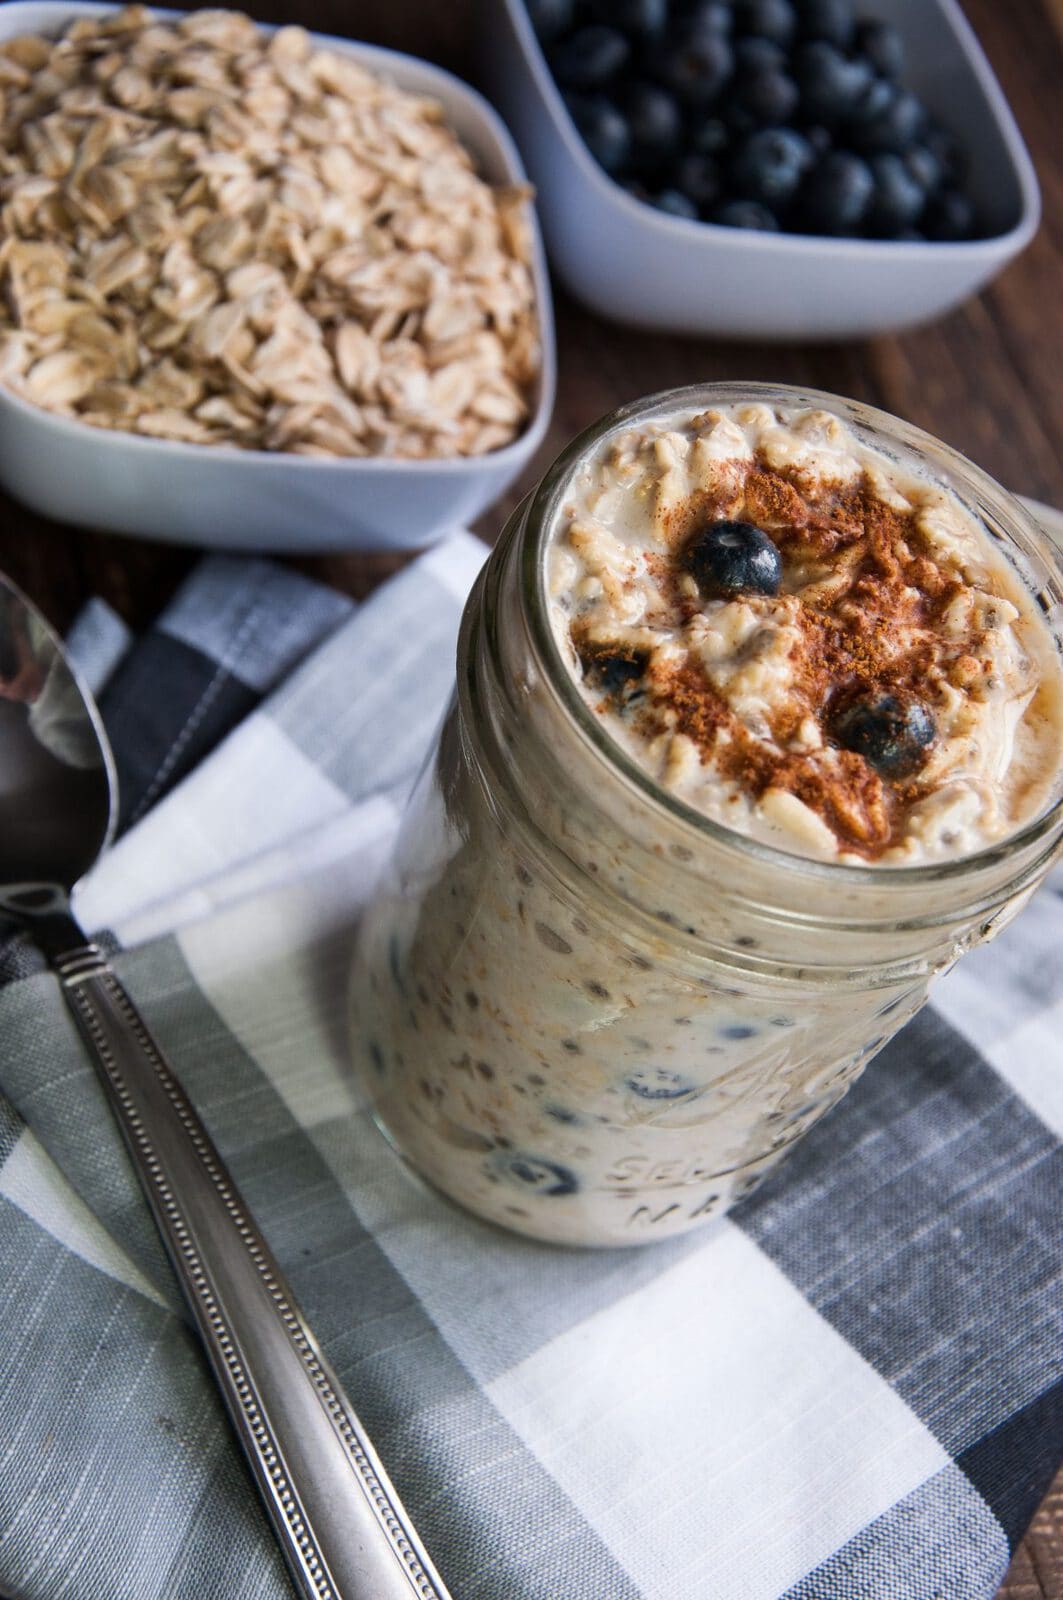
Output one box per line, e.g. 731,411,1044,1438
0,0,556,475
506,0,1041,257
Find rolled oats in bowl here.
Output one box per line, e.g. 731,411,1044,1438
0,6,541,458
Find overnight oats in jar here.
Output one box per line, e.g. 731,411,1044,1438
351,384,1063,1247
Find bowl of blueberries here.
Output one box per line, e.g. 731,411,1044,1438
478,0,1039,338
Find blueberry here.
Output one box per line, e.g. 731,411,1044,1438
853,18,905,78
794,41,872,123
845,76,895,130
711,197,780,230
675,151,724,210
580,644,648,696
564,93,632,174
904,143,945,196
923,187,976,241
682,1,734,33
732,66,799,125
496,1152,579,1196
687,519,783,597
796,0,855,50
734,36,786,72
651,23,735,107
735,0,796,47
690,115,732,156
731,126,813,207
720,95,760,138
589,0,668,37
627,1067,697,1100
804,123,833,155
621,81,683,173
652,186,700,219
798,149,873,235
831,694,936,777
923,124,966,187
525,0,574,45
849,87,926,154
550,24,631,91
865,152,925,237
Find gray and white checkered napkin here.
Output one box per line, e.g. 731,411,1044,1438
0,532,1060,1600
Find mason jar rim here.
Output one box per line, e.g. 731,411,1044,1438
519,380,1063,890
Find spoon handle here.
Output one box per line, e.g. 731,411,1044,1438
52,936,451,1600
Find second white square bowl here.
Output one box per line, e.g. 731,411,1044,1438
479,0,1039,341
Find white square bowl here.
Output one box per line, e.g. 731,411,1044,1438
478,0,1040,341
0,2,556,551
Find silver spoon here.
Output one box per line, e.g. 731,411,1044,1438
0,572,451,1600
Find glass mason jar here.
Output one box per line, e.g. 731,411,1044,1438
350,384,1063,1248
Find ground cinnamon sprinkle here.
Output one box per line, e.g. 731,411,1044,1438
742,468,815,535
649,656,895,851
635,452,988,857
554,409,1062,864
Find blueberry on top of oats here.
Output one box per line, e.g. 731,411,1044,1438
830,693,936,779
579,645,650,701
687,519,783,599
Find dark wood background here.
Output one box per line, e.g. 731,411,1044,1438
1,1,1061,1593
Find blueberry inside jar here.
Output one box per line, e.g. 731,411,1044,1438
350,384,1063,1247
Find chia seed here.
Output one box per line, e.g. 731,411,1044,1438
535,921,574,955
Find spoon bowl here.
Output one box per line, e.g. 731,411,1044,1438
0,574,114,895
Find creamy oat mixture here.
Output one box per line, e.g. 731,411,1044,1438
547,403,1063,863
350,396,1063,1248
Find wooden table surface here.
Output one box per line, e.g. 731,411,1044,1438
1,0,1061,1594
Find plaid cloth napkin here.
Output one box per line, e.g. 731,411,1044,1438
0,531,1060,1600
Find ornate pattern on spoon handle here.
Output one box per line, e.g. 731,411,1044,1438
52,937,452,1600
